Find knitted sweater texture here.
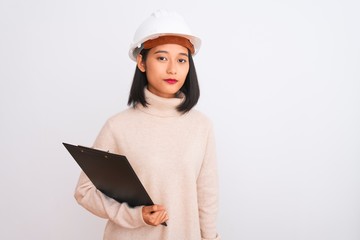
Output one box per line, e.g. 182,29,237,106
74,89,220,240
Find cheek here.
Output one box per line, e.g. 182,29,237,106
180,65,190,79
144,64,156,77
146,62,162,74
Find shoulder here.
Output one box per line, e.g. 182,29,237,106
107,107,135,120
102,107,137,129
185,108,214,129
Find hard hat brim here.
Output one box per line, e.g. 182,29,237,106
128,33,201,62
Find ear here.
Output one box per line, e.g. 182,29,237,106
136,54,146,72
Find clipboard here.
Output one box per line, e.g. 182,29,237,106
63,142,154,208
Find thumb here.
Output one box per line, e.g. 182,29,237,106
152,204,165,211
143,205,164,214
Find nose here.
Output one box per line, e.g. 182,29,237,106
166,60,177,75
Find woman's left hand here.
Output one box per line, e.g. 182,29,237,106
142,204,169,226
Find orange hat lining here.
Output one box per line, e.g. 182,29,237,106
142,36,195,54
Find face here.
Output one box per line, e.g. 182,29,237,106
137,43,190,98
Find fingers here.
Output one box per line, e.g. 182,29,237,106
142,205,169,226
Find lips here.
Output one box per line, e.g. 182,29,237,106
164,79,178,84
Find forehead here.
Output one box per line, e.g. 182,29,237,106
149,43,189,55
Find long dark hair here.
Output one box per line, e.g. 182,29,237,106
127,48,200,113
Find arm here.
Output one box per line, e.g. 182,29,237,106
74,119,146,228
74,171,146,228
197,124,221,240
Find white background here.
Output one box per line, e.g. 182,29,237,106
1,0,359,239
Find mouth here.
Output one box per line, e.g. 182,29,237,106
164,79,178,84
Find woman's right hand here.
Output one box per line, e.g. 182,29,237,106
142,204,169,226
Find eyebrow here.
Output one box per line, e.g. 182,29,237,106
154,50,189,57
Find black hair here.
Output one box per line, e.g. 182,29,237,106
127,48,200,113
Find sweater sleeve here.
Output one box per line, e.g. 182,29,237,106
197,123,221,240
74,119,147,228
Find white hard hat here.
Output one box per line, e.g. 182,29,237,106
128,9,201,61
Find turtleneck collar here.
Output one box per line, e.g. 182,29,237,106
135,88,185,117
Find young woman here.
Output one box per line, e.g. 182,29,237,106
74,9,221,240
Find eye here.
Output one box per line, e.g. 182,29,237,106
157,56,167,61
178,58,187,63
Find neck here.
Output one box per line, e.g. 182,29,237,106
136,88,184,117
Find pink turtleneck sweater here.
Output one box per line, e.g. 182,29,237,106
74,89,220,240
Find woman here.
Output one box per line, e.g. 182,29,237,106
74,9,221,240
